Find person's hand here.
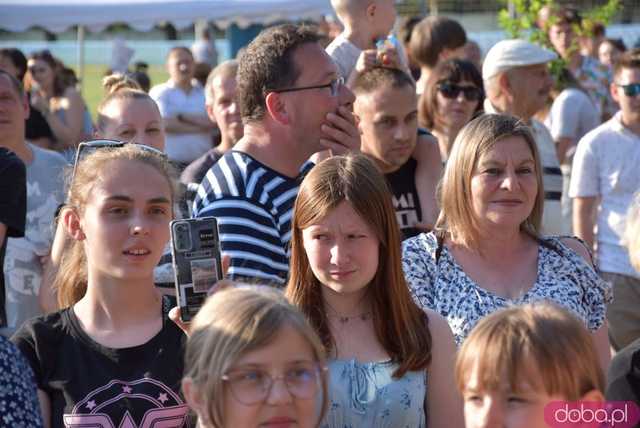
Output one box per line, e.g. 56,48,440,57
320,106,361,155
378,47,402,70
354,49,379,74
31,92,49,115
169,255,231,336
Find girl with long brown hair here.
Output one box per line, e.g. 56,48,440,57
286,153,462,427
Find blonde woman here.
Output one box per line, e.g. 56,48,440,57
12,145,190,427
182,286,329,428
401,114,612,371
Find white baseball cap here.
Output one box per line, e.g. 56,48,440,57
482,39,558,80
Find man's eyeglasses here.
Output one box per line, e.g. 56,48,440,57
72,139,166,178
436,82,483,102
221,363,326,405
271,77,344,97
616,82,640,97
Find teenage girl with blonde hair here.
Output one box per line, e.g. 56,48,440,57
12,145,190,428
182,286,329,428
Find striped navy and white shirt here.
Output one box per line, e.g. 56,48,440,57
193,151,313,285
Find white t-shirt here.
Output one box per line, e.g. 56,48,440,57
545,88,601,150
191,39,217,66
569,112,640,278
485,101,564,236
325,33,362,80
149,81,212,164
4,144,67,330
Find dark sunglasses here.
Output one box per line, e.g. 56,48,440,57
72,139,166,178
617,82,640,97
436,82,483,101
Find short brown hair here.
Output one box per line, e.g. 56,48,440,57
351,66,415,96
456,302,604,400
237,24,320,123
409,16,466,68
613,48,640,79
166,46,193,61
436,113,544,249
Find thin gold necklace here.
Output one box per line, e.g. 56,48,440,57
324,299,371,325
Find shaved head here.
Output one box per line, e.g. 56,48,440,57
331,0,372,19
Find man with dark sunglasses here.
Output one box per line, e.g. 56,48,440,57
571,49,640,352
483,39,565,236
0,70,66,336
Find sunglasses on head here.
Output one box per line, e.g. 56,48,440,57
617,82,640,97
436,82,483,101
72,139,166,178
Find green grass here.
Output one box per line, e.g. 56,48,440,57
74,64,168,120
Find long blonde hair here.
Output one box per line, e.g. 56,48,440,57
55,145,178,308
184,286,329,427
286,154,432,378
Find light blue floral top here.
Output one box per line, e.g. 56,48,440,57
320,359,427,428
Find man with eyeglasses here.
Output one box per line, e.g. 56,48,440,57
571,49,640,351
483,39,565,236
193,24,359,286
0,70,66,336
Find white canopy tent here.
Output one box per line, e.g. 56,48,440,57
0,0,333,32
0,0,332,90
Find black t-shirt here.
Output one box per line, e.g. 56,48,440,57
385,157,423,240
0,148,27,327
11,300,192,428
606,336,640,405
25,94,54,141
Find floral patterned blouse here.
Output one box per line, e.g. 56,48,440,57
401,232,612,345
320,359,426,428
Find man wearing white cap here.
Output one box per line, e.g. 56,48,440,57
483,39,565,235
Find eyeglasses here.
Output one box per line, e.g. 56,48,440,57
616,82,640,97
221,363,326,405
436,82,483,101
72,139,166,178
271,77,344,97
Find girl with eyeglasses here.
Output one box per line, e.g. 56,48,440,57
11,145,192,428
286,154,463,428
182,286,329,428
419,59,484,162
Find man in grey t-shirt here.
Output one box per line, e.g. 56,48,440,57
0,71,66,335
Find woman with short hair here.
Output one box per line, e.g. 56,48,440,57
401,113,612,371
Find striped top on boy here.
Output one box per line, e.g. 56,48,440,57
193,151,313,285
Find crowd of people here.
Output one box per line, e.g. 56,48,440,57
1,0,640,427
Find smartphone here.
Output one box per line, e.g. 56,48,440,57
170,217,224,322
